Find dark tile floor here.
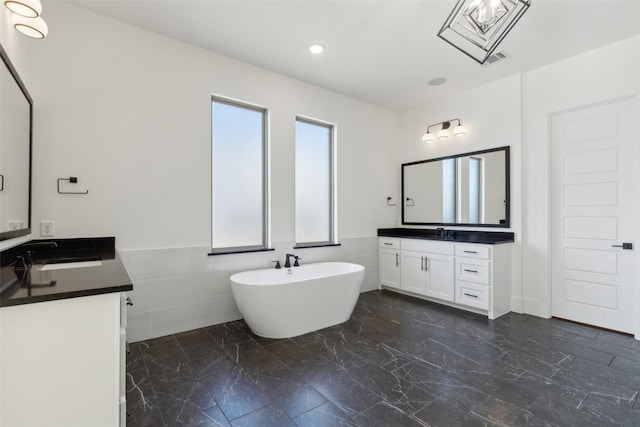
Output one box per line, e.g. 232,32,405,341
126,290,640,426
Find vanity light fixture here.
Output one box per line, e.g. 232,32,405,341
437,0,531,64
3,0,41,17
4,0,48,39
422,119,466,144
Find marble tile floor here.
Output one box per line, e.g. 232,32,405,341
126,290,640,426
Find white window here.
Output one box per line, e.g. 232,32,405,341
211,96,268,252
295,117,335,246
468,156,483,224
442,158,457,223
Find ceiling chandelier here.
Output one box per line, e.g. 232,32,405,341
438,0,531,64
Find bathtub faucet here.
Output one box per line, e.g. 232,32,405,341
284,253,300,268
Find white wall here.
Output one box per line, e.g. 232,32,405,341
398,74,524,312
521,36,640,327
10,2,398,341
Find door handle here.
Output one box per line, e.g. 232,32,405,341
424,256,428,271
395,253,399,267
611,243,633,250
420,256,424,271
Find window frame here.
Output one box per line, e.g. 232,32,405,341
209,95,271,255
293,115,337,248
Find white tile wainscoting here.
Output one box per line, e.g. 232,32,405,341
119,236,379,342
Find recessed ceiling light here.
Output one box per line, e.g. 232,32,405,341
309,44,324,54
428,77,447,86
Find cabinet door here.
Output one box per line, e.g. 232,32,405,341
401,251,427,295
425,254,455,301
379,248,400,289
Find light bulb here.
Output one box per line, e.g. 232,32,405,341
422,132,435,143
453,124,466,136
4,0,41,18
12,14,48,38
437,129,449,140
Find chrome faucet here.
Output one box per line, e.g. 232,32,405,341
284,253,300,268
436,228,445,239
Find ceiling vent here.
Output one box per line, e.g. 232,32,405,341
485,51,510,65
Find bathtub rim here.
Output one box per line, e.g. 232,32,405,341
230,261,364,287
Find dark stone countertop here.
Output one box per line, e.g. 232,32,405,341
0,237,133,307
378,228,515,244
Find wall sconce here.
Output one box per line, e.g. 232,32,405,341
3,0,48,39
437,0,531,64
422,119,466,143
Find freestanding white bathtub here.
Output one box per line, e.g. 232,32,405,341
230,262,364,339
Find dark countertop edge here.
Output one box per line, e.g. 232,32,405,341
377,228,515,245
0,283,133,308
1,237,133,307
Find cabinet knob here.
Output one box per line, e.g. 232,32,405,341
126,297,133,306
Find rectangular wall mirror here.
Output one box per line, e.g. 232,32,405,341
0,44,32,241
402,146,510,227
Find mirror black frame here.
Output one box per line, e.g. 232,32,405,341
401,146,510,228
0,44,32,241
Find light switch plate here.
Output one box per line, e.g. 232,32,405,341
8,221,23,230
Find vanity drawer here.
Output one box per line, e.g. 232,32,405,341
455,258,490,284
455,280,489,310
402,239,454,255
455,244,490,260
379,238,400,249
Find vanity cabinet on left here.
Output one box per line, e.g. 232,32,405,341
1,291,128,427
378,237,401,289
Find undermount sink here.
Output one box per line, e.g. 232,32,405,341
39,259,103,271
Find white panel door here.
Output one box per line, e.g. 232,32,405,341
551,97,637,333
